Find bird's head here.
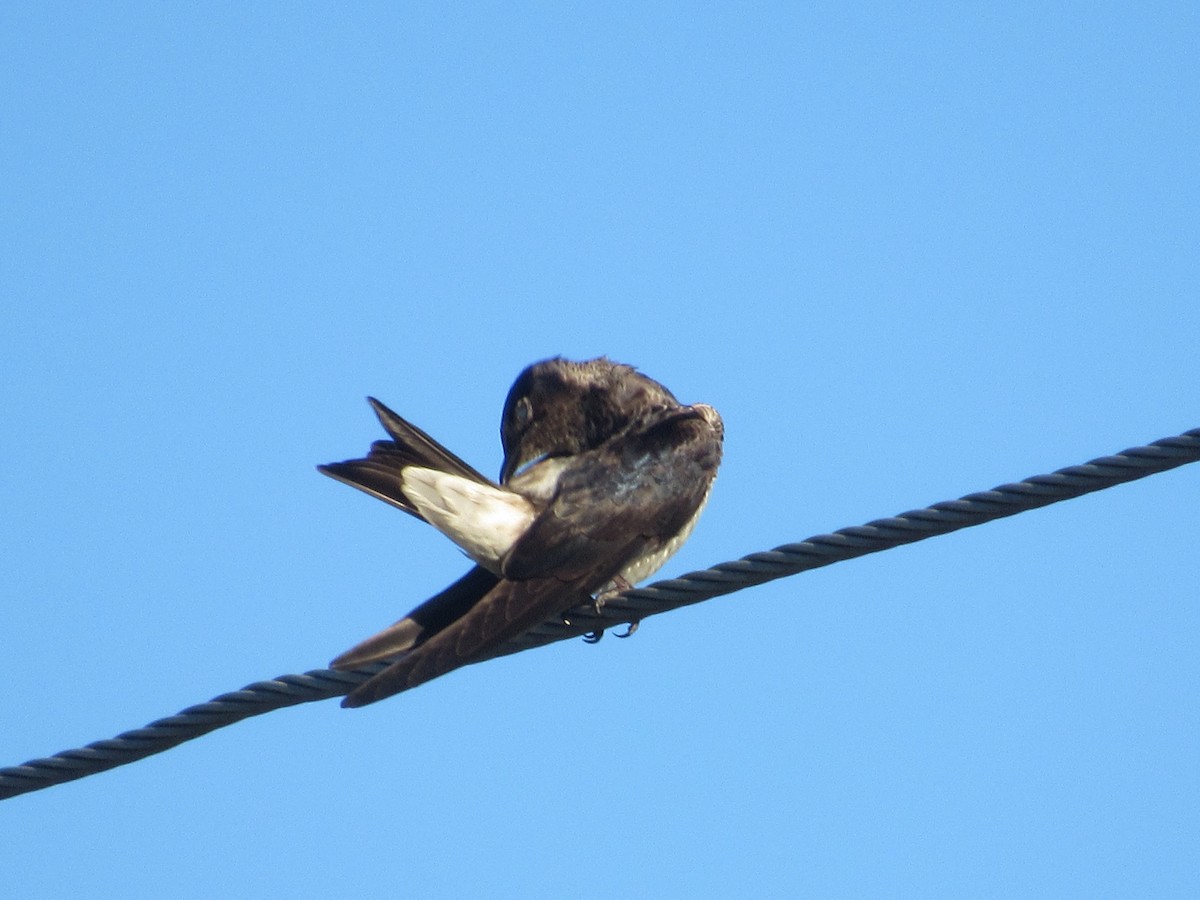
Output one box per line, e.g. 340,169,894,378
498,356,679,482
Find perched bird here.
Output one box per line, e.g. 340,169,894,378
320,357,723,707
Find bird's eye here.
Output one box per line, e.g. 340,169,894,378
513,396,533,430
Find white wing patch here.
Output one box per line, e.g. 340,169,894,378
401,467,536,571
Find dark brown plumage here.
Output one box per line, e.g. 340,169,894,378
321,357,723,707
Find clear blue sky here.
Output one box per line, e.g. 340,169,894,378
3,4,1197,897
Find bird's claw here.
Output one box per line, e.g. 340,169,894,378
583,618,639,643
615,619,640,639
580,576,637,644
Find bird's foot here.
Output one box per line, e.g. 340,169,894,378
579,576,635,644
592,575,633,610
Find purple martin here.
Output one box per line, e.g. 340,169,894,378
320,357,723,707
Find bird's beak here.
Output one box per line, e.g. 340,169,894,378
500,455,519,483
500,448,546,483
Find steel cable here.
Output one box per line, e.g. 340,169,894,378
3,425,1197,801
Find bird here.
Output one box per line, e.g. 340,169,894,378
319,356,723,707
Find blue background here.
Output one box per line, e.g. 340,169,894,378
3,4,1197,897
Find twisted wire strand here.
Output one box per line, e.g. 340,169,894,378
492,427,1200,653
3,426,1197,801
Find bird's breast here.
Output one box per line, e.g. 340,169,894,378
616,481,714,586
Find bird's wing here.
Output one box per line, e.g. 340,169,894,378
330,565,500,669
365,396,489,482
399,467,536,570
341,572,602,707
318,397,493,517
502,408,721,581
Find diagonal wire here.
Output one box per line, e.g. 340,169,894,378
2,426,1197,802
